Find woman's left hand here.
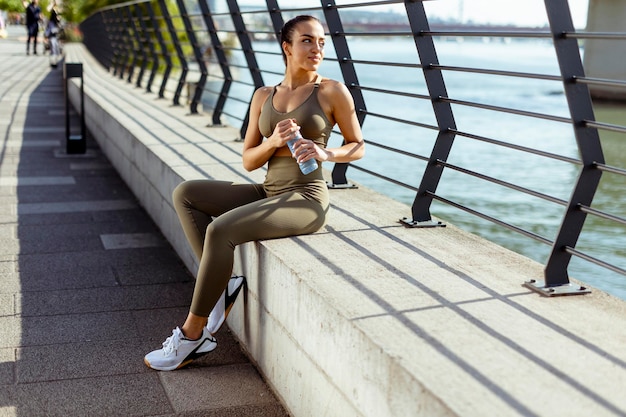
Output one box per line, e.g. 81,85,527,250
291,137,326,164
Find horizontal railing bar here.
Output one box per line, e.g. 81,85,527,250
432,64,562,82
347,58,423,69
595,162,626,176
202,87,221,97
584,120,626,134
355,84,430,101
348,164,420,191
332,0,415,9
436,159,569,206
251,49,280,57
578,204,626,226
237,5,319,15
339,30,552,39
451,129,583,166
418,30,552,39
220,109,244,122
565,246,626,276
340,31,411,37
428,192,553,245
362,109,439,131
220,95,249,105
565,31,626,40
227,62,252,71
96,0,150,12
439,97,572,123
357,137,430,162
207,75,228,83
574,76,626,89
259,68,286,78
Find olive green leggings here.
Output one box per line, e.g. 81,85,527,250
173,178,329,317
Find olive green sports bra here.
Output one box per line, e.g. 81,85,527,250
258,76,333,148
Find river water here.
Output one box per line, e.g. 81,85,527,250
208,37,626,300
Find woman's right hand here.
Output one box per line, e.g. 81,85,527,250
269,118,300,150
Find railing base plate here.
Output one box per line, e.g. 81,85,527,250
327,182,358,189
523,279,591,297
399,217,446,228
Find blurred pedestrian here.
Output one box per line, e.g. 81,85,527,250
45,2,61,67
0,11,8,39
24,0,42,55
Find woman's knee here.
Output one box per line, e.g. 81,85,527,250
172,180,198,207
205,221,234,249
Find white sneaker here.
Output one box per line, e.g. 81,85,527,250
206,275,246,334
144,327,217,371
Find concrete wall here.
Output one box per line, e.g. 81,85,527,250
64,44,626,417
583,0,626,101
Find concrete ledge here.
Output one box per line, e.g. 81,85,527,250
64,44,626,417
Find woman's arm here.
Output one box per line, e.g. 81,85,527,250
317,80,365,163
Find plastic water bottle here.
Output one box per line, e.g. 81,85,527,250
287,131,318,175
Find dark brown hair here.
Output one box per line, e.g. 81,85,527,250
280,15,322,65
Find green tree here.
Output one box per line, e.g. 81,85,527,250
0,0,26,13
61,0,135,23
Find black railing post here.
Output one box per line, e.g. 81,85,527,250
147,1,172,99
64,63,87,155
175,0,207,114
265,0,284,36
110,8,125,77
80,12,113,70
321,0,365,188
134,3,157,92
524,0,604,296
116,7,132,80
129,4,149,88
227,0,265,139
100,10,116,70
123,6,139,84
198,0,233,125
401,0,455,228
158,0,188,106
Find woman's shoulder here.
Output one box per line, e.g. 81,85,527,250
318,77,353,110
318,77,350,97
253,85,274,100
251,86,274,104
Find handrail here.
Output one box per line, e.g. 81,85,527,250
79,0,626,298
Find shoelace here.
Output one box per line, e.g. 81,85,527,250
162,327,184,356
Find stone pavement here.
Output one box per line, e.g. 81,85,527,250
0,26,288,417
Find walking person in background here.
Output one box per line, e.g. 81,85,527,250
0,10,8,39
144,14,365,371
45,2,61,67
24,0,42,55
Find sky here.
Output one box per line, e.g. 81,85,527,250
419,0,590,27
239,0,590,28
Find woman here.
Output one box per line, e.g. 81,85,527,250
45,4,61,67
144,15,365,371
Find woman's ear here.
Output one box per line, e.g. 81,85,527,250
282,41,291,58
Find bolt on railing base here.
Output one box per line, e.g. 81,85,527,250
399,217,446,228
523,279,591,297
327,182,358,190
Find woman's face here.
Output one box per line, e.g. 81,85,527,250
283,20,326,71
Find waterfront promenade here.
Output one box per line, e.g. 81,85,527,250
0,27,287,416
2,25,626,417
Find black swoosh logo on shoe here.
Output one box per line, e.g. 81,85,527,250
224,276,245,315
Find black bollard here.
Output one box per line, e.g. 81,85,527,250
64,63,86,154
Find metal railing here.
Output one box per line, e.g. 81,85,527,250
79,0,626,297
